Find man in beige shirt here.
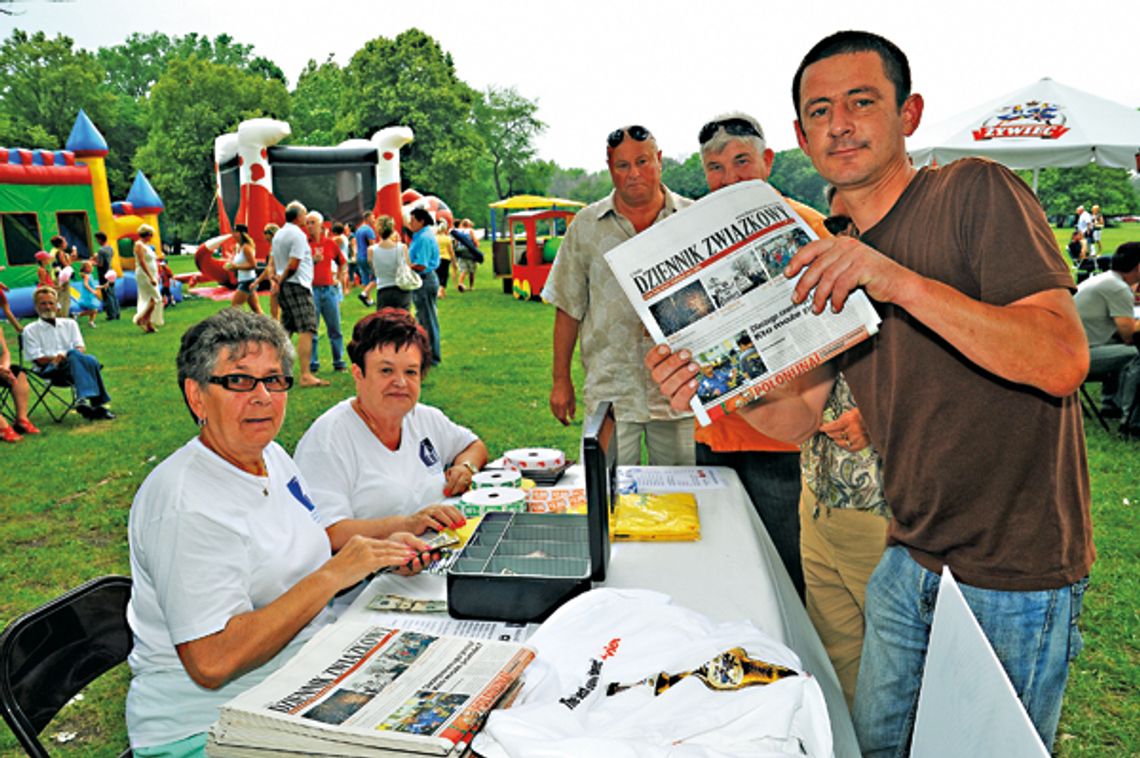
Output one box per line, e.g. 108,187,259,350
542,125,694,465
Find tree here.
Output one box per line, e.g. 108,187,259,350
0,30,114,149
290,56,349,146
548,166,612,204
769,149,828,213
1020,165,1140,219
96,32,285,100
473,85,546,199
135,57,290,240
661,153,709,200
341,29,481,204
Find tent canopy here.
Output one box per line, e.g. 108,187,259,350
488,194,586,210
908,78,1140,173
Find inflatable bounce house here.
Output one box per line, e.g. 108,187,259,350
0,110,171,318
201,118,453,287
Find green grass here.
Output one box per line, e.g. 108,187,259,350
1,258,1138,756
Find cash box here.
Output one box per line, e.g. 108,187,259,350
446,402,616,623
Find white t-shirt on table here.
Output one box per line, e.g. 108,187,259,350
125,438,334,749
295,400,478,524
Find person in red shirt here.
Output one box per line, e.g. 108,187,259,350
306,211,348,373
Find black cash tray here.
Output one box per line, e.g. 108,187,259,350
447,401,617,623
446,512,592,622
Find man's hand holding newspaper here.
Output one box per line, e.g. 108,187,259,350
605,179,880,429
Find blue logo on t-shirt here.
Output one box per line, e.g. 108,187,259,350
419,438,439,468
286,476,317,512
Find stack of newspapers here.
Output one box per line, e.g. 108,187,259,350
207,621,534,757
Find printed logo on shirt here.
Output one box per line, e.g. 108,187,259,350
286,476,319,520
419,438,439,468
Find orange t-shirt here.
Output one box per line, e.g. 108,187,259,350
694,196,830,453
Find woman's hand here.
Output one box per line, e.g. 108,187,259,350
819,408,870,453
406,504,466,536
323,534,421,589
388,531,444,576
443,464,475,497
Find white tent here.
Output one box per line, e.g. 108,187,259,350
908,78,1140,191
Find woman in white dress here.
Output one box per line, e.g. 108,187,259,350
133,224,164,333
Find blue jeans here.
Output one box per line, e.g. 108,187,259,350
853,546,1087,756
357,257,374,286
696,443,803,599
38,349,111,406
412,270,441,365
310,285,345,371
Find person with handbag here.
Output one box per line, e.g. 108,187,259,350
370,214,417,311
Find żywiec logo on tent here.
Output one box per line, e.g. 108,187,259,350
972,101,1070,141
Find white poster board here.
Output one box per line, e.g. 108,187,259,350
911,567,1048,758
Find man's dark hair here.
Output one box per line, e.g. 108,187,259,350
409,207,434,227
792,30,911,119
1111,241,1140,273
94,231,107,243
348,308,432,375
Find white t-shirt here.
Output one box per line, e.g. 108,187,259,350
21,317,84,361
295,400,478,523
475,588,833,758
125,438,334,749
271,222,313,290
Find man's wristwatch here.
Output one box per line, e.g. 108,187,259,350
460,461,477,475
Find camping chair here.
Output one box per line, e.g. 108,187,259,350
0,575,133,757
1078,381,1111,433
17,335,81,424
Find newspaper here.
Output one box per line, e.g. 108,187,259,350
604,179,880,426
208,621,534,757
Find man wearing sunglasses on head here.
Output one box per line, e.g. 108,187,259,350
689,112,834,602
542,125,695,465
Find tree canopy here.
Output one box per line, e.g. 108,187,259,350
4,25,1134,242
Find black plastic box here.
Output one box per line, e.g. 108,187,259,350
446,403,617,623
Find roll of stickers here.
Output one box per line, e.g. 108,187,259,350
472,469,522,490
459,487,528,517
503,448,566,471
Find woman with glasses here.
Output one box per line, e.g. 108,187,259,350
133,224,164,333
125,309,432,757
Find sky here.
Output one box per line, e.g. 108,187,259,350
6,0,1140,172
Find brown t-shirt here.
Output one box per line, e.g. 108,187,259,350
841,158,1093,591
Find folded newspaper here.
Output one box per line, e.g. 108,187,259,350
605,179,880,426
207,621,534,757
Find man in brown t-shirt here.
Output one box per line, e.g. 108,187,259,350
647,31,1092,756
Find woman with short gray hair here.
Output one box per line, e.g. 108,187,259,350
125,308,434,757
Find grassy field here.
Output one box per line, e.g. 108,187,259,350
1,244,1137,756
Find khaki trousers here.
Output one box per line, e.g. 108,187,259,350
799,486,889,709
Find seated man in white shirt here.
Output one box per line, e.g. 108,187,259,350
21,286,115,420
1074,242,1140,428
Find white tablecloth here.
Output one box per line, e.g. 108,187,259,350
342,465,859,757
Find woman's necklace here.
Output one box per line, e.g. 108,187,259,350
199,433,269,495
352,399,401,450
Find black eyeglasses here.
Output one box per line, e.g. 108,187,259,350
607,125,652,149
207,374,294,393
698,117,764,146
823,215,859,238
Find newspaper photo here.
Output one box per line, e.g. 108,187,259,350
604,179,880,426
209,621,534,756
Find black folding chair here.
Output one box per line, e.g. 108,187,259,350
0,576,133,757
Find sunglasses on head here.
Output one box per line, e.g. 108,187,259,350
607,125,652,149
698,117,764,146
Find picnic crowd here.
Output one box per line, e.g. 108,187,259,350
3,28,1133,758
